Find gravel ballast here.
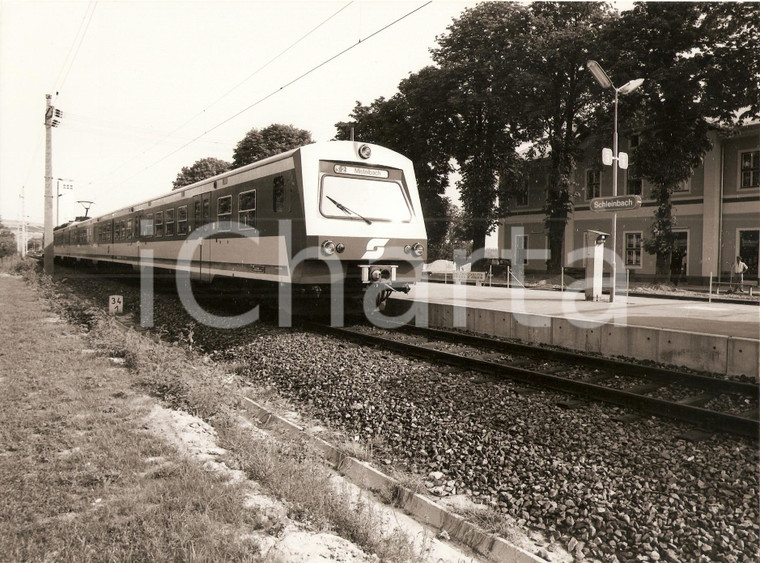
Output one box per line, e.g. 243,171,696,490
51,268,760,562
212,329,758,563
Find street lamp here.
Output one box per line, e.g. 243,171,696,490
586,60,644,302
56,178,74,225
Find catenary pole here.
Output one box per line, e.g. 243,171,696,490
44,94,54,274
611,88,619,302
19,187,26,258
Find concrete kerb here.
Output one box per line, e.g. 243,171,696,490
658,330,728,374
552,317,602,354
727,337,760,380
601,324,660,364
397,301,757,379
238,396,546,563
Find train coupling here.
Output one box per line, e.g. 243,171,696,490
359,264,398,284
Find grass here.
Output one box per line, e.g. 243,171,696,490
0,261,426,562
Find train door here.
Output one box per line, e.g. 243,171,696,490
192,192,212,281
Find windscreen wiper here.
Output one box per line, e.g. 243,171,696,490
326,195,372,225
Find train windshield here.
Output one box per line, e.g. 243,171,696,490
320,176,411,222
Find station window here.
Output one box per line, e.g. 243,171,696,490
273,176,285,213
155,211,164,237
177,205,188,234
217,195,232,230
586,169,601,199
673,178,691,193
740,150,759,189
514,186,529,207
626,172,642,196
165,208,175,236
142,214,154,237
239,190,256,229
625,232,643,267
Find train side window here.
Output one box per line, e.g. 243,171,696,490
202,198,210,222
166,208,175,236
239,190,256,229
155,211,164,237
177,205,188,234
217,195,232,230
273,176,285,213
142,213,154,237
126,219,133,240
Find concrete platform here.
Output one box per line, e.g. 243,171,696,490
388,282,759,380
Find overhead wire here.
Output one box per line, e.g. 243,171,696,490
18,1,96,201
109,0,432,190
94,1,354,184
52,0,98,95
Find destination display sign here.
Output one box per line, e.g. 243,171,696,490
334,164,389,179
590,195,641,212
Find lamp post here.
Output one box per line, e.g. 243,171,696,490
586,60,644,302
56,178,74,225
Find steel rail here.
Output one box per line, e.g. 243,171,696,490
398,324,759,399
317,324,759,439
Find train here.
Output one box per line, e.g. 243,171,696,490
53,141,427,316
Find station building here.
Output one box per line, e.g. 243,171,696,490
497,122,760,284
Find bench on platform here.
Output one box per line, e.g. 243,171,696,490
452,271,487,286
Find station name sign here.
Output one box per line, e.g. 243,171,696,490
590,195,641,212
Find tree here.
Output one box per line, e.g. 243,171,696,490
430,2,537,270
232,124,313,168
334,66,457,260
0,222,17,259
608,2,760,280
432,201,473,262
172,157,231,190
522,1,616,273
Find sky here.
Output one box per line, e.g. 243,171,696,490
0,0,634,227
0,0,473,225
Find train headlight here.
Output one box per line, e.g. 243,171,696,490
358,144,372,159
321,240,336,256
335,242,345,253
404,244,412,254
412,243,424,257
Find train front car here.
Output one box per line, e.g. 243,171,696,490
291,141,427,314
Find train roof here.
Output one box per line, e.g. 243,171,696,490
57,143,310,231
56,141,409,230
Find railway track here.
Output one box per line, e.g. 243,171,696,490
313,322,760,439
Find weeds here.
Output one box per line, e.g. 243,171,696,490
3,270,429,562
222,426,422,563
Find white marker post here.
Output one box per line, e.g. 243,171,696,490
108,295,123,315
